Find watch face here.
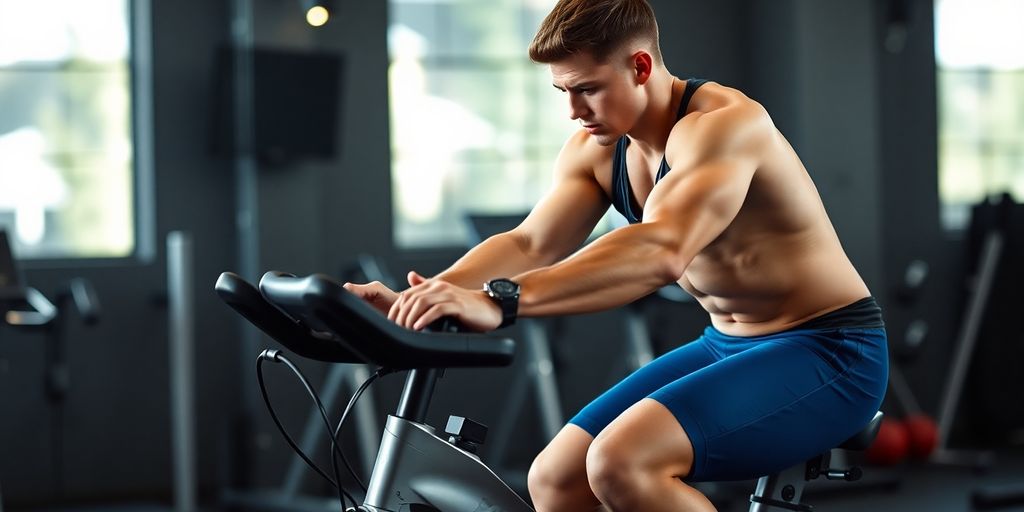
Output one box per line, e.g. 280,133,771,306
490,279,519,296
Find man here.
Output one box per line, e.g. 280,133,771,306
346,0,888,510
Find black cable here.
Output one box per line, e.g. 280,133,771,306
255,350,397,510
256,350,354,509
333,366,396,491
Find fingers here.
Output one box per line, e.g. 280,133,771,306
398,290,453,329
389,280,455,330
414,303,454,331
386,284,499,332
407,270,428,287
388,292,403,324
345,281,381,300
389,288,415,327
346,281,399,315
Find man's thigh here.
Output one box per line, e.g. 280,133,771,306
650,331,883,482
569,335,717,438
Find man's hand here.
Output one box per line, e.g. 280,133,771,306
389,271,503,332
342,280,399,316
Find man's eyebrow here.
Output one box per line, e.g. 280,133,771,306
553,81,598,92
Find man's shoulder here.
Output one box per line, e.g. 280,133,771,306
668,86,774,163
557,128,617,176
679,83,771,136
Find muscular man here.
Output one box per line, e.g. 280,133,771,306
347,0,888,510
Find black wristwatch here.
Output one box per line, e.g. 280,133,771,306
483,278,520,328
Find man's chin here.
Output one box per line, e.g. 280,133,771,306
589,132,620,146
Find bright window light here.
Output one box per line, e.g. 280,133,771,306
935,0,1024,230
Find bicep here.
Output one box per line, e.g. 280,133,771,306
644,105,769,270
643,155,757,267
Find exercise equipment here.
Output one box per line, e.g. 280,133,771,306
902,414,938,460
217,270,885,512
1,229,59,327
931,196,1005,470
965,194,1024,443
168,232,197,512
886,364,938,462
0,229,100,501
749,411,884,511
217,255,387,512
877,259,938,463
958,194,1024,509
864,417,909,466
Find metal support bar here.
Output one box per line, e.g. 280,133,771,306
934,231,1002,457
396,369,440,423
749,461,811,512
168,231,197,512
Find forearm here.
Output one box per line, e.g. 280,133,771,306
435,231,555,290
514,224,682,317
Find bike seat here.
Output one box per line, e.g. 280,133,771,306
837,411,884,451
256,271,516,369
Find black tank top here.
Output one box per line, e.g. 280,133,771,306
611,78,708,224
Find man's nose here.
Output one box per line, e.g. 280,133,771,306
568,94,587,120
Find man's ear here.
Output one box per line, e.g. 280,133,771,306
632,51,654,85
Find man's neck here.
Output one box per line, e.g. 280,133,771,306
626,70,680,156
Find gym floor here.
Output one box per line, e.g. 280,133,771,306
16,449,1024,512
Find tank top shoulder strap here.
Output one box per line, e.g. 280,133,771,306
656,78,709,182
613,79,710,220
676,78,708,120
611,135,640,223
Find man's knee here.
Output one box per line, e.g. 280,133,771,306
585,418,696,503
585,434,646,502
528,445,585,506
529,450,579,489
527,453,557,497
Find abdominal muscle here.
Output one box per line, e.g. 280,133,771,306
678,225,872,337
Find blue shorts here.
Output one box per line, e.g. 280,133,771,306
569,305,888,482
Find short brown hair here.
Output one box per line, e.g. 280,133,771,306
529,0,661,64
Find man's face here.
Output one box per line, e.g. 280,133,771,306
550,51,641,146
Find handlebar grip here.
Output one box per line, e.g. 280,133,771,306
426,316,463,333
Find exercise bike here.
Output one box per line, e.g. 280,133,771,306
216,270,883,512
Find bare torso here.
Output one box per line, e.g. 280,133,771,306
592,81,870,337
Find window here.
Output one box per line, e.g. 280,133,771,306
388,0,580,248
935,0,1024,230
0,0,142,259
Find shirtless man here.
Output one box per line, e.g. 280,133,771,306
346,0,888,510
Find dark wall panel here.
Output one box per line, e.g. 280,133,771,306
0,0,238,505
653,0,745,87
875,0,967,427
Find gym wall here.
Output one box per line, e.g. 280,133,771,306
0,0,239,505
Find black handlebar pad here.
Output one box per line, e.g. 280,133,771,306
215,272,360,363
256,271,516,369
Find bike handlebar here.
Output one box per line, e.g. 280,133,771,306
216,271,517,369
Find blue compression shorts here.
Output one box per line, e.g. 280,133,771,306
569,297,888,482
